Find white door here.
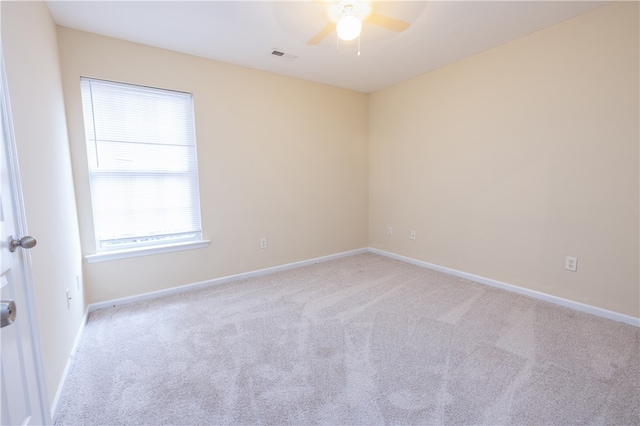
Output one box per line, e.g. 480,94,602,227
0,48,50,425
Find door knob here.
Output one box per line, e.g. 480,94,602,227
9,236,37,253
1,300,16,328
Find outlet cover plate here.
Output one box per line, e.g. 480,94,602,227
565,256,577,271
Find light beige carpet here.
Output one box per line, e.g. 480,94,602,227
55,253,639,425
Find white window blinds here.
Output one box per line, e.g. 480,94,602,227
81,78,202,251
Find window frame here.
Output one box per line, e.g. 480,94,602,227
80,77,208,262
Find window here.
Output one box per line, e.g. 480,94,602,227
81,78,203,255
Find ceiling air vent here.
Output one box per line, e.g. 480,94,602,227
271,49,298,60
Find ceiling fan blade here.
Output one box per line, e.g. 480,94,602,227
307,23,336,45
366,13,410,32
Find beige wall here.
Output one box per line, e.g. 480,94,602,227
370,2,639,317
1,1,85,409
56,28,370,303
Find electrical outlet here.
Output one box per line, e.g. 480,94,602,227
65,289,72,309
260,238,267,249
410,230,417,240
565,256,577,272
387,226,393,235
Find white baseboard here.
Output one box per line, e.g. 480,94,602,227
50,308,89,421
369,247,640,327
87,245,640,323
88,248,369,312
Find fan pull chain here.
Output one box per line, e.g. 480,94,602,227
358,35,361,56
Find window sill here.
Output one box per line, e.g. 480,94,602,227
85,240,210,263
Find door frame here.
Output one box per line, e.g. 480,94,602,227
1,45,51,424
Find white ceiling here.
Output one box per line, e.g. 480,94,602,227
47,1,608,93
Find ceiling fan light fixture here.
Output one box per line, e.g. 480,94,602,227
336,15,362,41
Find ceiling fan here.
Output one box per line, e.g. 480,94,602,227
307,0,410,45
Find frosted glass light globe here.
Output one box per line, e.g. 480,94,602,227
336,16,362,41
